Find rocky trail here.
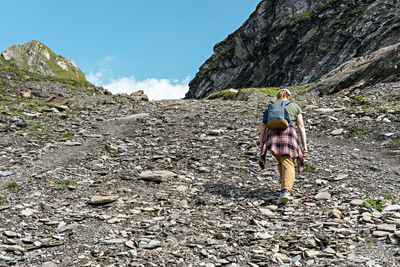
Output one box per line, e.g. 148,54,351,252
0,79,400,266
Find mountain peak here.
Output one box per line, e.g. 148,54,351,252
185,0,400,99
0,40,88,84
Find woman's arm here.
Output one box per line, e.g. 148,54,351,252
259,123,267,150
296,114,307,155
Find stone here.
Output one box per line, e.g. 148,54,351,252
139,170,177,183
120,113,149,121
350,199,364,206
128,249,138,258
330,129,344,136
0,171,13,177
82,134,103,138
42,262,57,267
334,173,348,181
255,231,273,240
129,90,149,101
89,195,119,205
383,205,400,212
138,239,161,249
394,231,400,238
274,253,292,264
20,208,34,217
0,244,25,252
259,208,276,218
0,123,10,132
314,192,331,200
176,185,188,194
125,240,135,249
57,221,68,232
331,209,342,219
372,231,391,237
305,250,321,258
4,231,19,238
377,224,396,232
315,108,336,113
101,238,128,245
292,255,301,264
323,247,336,254
65,140,82,146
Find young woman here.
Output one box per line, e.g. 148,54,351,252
259,89,307,205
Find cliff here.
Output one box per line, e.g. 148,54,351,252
185,0,400,99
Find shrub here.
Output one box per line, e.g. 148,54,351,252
382,193,392,200
7,182,20,190
58,179,71,191
360,199,384,211
304,162,317,171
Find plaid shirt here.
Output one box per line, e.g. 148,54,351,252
259,126,304,172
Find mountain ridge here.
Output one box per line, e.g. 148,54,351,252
185,0,400,99
0,40,90,86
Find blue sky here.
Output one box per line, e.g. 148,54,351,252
1,0,260,99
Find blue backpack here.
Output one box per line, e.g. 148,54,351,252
263,100,292,130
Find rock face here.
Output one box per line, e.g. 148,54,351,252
185,0,400,99
0,40,89,85
311,42,400,95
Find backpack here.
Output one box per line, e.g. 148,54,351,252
263,100,292,130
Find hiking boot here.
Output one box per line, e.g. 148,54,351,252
277,189,290,205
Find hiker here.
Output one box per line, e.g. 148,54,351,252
259,88,307,205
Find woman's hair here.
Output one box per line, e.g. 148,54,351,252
276,89,291,100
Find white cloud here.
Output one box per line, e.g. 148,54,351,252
104,76,189,100
86,55,115,86
86,70,104,85
86,56,190,100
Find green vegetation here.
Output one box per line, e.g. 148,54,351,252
204,84,313,100
360,199,384,212
360,193,393,211
7,182,20,190
383,193,392,200
26,76,42,82
23,99,59,110
203,46,235,74
354,95,371,105
32,124,43,131
0,55,10,66
0,195,5,204
27,100,37,109
61,132,75,139
304,162,317,171
350,5,368,16
205,89,238,100
319,0,340,10
391,140,400,148
292,9,312,22
352,127,367,136
0,96,12,101
8,110,24,116
273,9,313,29
377,106,400,111
58,179,71,191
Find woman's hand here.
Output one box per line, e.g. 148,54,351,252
302,146,308,156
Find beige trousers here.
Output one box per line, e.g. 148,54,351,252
272,152,296,191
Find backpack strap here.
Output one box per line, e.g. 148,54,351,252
285,100,293,125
